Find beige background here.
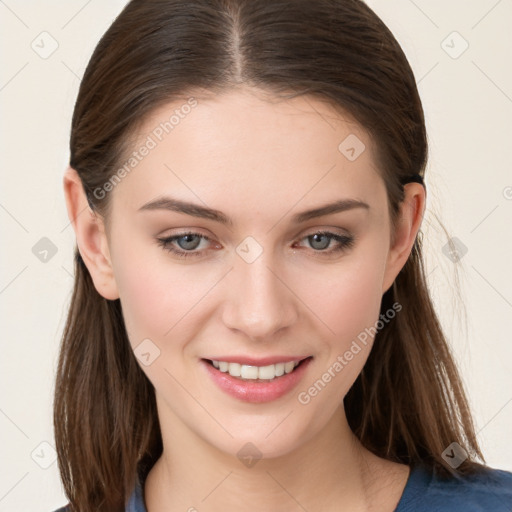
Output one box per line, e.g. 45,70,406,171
1,0,511,510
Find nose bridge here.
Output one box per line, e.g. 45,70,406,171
223,247,296,339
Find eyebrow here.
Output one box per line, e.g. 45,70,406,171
138,196,370,226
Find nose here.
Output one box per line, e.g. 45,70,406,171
221,252,298,341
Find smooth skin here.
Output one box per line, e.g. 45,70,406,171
64,87,425,512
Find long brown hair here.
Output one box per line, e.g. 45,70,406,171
55,0,486,510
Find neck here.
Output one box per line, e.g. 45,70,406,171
144,403,408,512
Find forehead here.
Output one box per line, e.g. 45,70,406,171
110,88,386,218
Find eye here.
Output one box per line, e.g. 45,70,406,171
294,231,355,255
156,232,213,259
156,229,355,260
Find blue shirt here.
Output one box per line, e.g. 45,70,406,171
54,464,512,511
395,464,512,511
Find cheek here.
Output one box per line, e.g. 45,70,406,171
293,252,388,413
111,240,202,346
296,248,387,346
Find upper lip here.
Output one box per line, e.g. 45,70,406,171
203,355,311,366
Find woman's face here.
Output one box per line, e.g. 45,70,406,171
100,88,414,458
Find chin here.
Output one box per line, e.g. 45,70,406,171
198,412,321,464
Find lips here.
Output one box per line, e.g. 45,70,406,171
200,356,313,403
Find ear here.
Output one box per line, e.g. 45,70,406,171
63,167,120,300
381,182,426,294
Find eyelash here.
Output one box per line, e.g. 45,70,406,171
156,230,355,260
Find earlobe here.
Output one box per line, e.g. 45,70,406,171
381,183,426,294
63,167,120,300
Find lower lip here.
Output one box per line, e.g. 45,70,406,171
201,358,312,403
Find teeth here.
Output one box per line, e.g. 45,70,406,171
211,360,301,380
274,363,285,377
228,363,241,377
284,361,295,374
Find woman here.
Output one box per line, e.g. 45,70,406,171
54,0,512,510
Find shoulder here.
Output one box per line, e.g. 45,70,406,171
397,464,512,511
51,507,70,512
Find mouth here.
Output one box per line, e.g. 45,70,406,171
200,356,313,403
203,357,311,382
